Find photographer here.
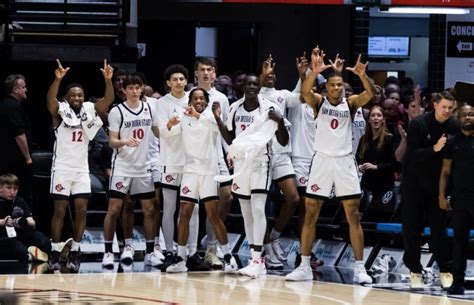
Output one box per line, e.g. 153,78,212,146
0,174,51,261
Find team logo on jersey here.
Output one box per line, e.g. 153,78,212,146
310,184,320,193
115,181,124,190
277,96,284,104
299,176,308,185
165,175,175,183
81,112,88,121
182,186,191,195
232,183,240,192
55,184,65,192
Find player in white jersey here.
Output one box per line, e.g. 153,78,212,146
344,82,367,155
194,57,233,268
102,74,161,269
214,74,289,279
257,55,302,267
164,88,238,273
46,59,114,271
286,48,374,284
155,64,207,271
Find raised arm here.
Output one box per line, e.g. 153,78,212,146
46,59,70,124
212,101,234,145
259,54,275,84
346,54,375,109
301,47,329,111
93,59,114,115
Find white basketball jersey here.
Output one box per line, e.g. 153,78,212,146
288,103,316,159
314,97,353,156
156,92,189,170
352,107,366,155
109,100,156,177
52,102,95,173
146,96,162,168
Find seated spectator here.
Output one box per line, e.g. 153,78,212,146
0,174,51,262
356,106,396,198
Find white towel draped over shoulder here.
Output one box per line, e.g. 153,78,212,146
58,101,103,141
215,108,277,183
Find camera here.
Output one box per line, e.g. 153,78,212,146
12,217,27,228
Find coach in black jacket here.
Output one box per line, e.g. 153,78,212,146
401,91,459,289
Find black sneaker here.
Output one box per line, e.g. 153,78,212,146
160,251,175,272
295,253,324,268
447,284,465,295
66,251,81,272
186,253,209,271
48,251,61,270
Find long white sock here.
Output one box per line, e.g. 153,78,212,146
187,204,199,256
206,218,216,245
250,193,267,247
221,243,230,255
301,255,311,267
51,242,60,252
239,198,254,245
162,188,178,252
177,245,187,260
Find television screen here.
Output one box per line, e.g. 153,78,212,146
368,36,410,58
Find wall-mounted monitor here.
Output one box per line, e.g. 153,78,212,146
368,36,410,59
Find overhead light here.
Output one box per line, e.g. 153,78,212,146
380,7,470,15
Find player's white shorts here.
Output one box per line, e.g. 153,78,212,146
292,157,312,188
160,172,183,190
218,157,231,187
151,164,163,187
306,152,361,199
271,153,295,182
109,175,154,199
50,170,91,198
231,157,271,199
180,173,219,203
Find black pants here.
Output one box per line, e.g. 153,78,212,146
452,202,474,285
401,183,451,273
0,230,51,261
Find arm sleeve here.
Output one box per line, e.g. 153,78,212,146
406,118,436,162
282,90,302,109
376,136,397,171
9,104,27,136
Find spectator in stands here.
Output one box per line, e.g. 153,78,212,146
384,76,400,94
0,174,50,262
215,74,233,99
356,105,396,198
401,91,458,289
395,93,422,163
439,103,474,295
0,74,33,206
112,69,126,106
229,70,246,104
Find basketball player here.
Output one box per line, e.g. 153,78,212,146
194,57,233,269
214,74,289,279
165,88,237,273
101,74,161,269
257,55,301,267
46,59,114,271
285,48,374,284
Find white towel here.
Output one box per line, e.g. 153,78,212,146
215,109,277,183
58,101,103,141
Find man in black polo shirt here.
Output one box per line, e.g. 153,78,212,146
0,74,33,205
439,103,474,294
401,91,459,289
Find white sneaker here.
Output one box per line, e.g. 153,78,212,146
102,252,115,269
223,254,238,273
440,272,453,289
410,272,423,289
353,265,373,284
285,265,313,281
264,250,284,269
120,245,135,264
271,238,287,261
166,256,188,273
204,247,223,268
143,252,162,267
154,245,165,262
28,246,48,262
239,259,265,279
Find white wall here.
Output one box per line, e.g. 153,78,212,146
445,9,474,88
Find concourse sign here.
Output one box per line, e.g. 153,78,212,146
447,22,474,58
